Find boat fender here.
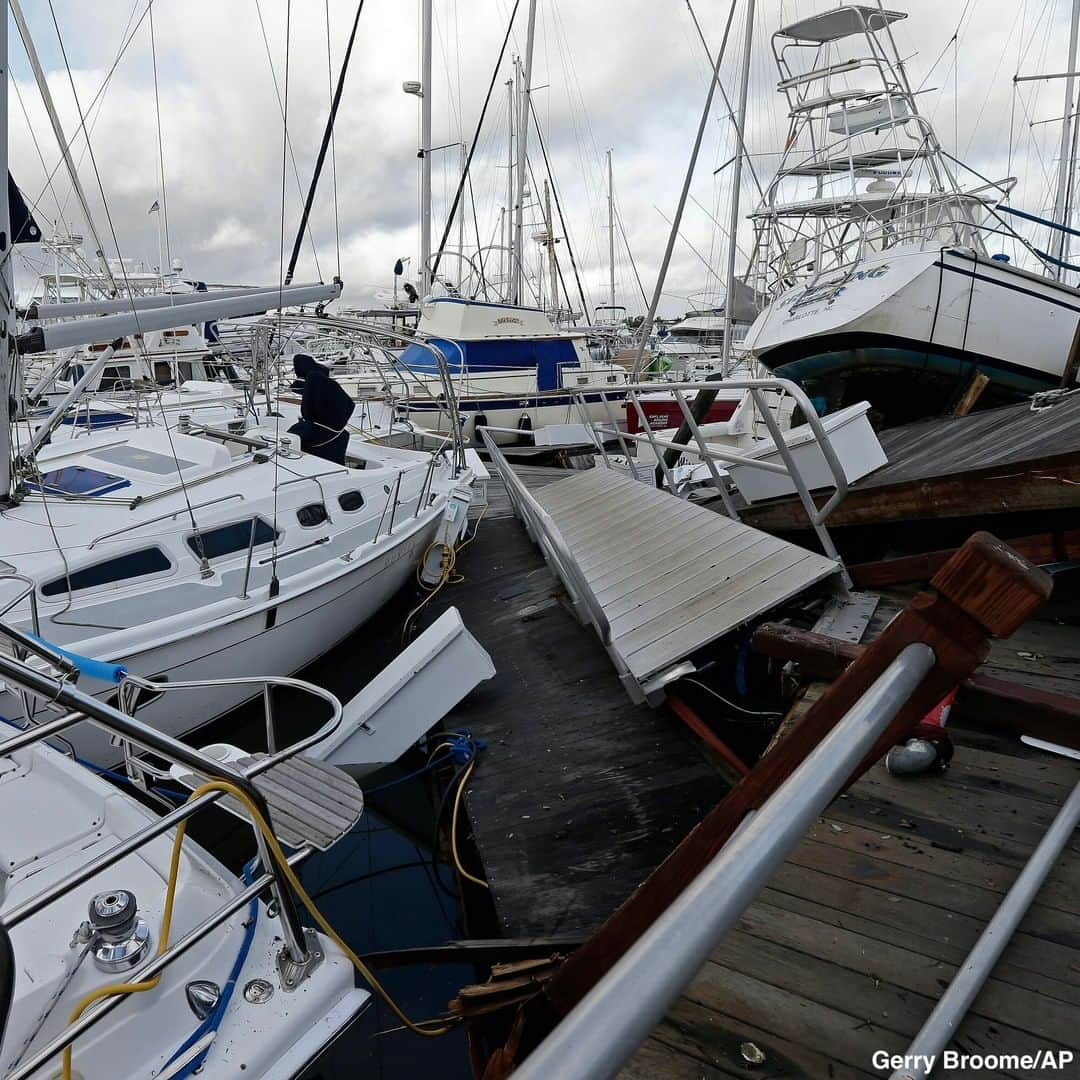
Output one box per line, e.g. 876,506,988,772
420,485,473,586
473,413,488,432
26,632,126,684
516,414,532,444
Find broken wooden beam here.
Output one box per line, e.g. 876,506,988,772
739,452,1080,531
751,622,1080,751
537,533,1052,1022
849,528,1080,588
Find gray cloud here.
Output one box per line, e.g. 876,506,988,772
9,1,1078,317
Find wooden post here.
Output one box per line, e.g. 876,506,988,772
1061,316,1080,388
952,370,990,416
751,622,1080,752
539,532,1051,1019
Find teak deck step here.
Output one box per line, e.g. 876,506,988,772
175,754,365,851
530,468,840,694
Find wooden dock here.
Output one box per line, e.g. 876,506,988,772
623,717,1079,1078
425,471,1080,1076
738,392,1080,534
435,498,729,936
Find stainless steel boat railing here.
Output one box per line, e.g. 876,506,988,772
0,626,352,1074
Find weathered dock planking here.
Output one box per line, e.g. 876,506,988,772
431,481,728,935
623,718,1080,1079
435,472,1080,1077
738,392,1080,532
620,581,1080,1077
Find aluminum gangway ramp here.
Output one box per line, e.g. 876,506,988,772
503,463,841,702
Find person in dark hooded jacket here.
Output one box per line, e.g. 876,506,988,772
287,353,355,464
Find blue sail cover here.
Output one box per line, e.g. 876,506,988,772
398,337,581,391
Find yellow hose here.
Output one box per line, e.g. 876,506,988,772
450,759,488,889
64,779,455,1077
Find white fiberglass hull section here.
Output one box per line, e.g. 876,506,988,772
746,244,1078,388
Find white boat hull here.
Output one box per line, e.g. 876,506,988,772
5,509,443,765
746,244,1080,420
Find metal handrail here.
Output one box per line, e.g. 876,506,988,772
264,312,468,473
480,429,611,645
6,845,310,1080
515,642,937,1080
115,670,345,773
572,377,850,574
0,633,320,968
0,574,41,636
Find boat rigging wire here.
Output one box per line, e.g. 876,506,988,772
324,0,342,280
529,106,590,322
283,0,365,286
633,0,740,376
36,2,205,540
254,0,322,282
61,777,460,1080
271,0,293,581
429,0,523,285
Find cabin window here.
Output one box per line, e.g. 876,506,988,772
576,375,589,386
41,548,172,597
154,360,173,385
186,517,278,560
99,366,133,392
296,503,328,528
176,362,193,383
338,490,365,512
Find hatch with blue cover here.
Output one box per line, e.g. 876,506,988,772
24,466,130,497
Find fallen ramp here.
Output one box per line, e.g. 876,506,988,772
491,448,841,702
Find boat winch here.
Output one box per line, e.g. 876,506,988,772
83,889,151,973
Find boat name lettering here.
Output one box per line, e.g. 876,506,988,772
494,316,525,326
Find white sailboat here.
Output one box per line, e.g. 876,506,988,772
0,621,376,1079
0,15,475,768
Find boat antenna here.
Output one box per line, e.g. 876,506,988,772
429,0,522,287
283,0,365,286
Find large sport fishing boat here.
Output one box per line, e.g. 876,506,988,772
742,5,1080,426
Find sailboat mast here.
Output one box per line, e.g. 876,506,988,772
513,0,539,305
607,149,616,314
721,0,756,376
505,74,515,295
458,142,466,274
544,180,558,315
419,0,433,295
1052,0,1080,279
0,9,11,500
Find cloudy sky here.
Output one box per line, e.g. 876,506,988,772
8,0,1080,317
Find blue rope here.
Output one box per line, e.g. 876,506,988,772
74,755,189,803
363,729,484,796
161,860,260,1078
